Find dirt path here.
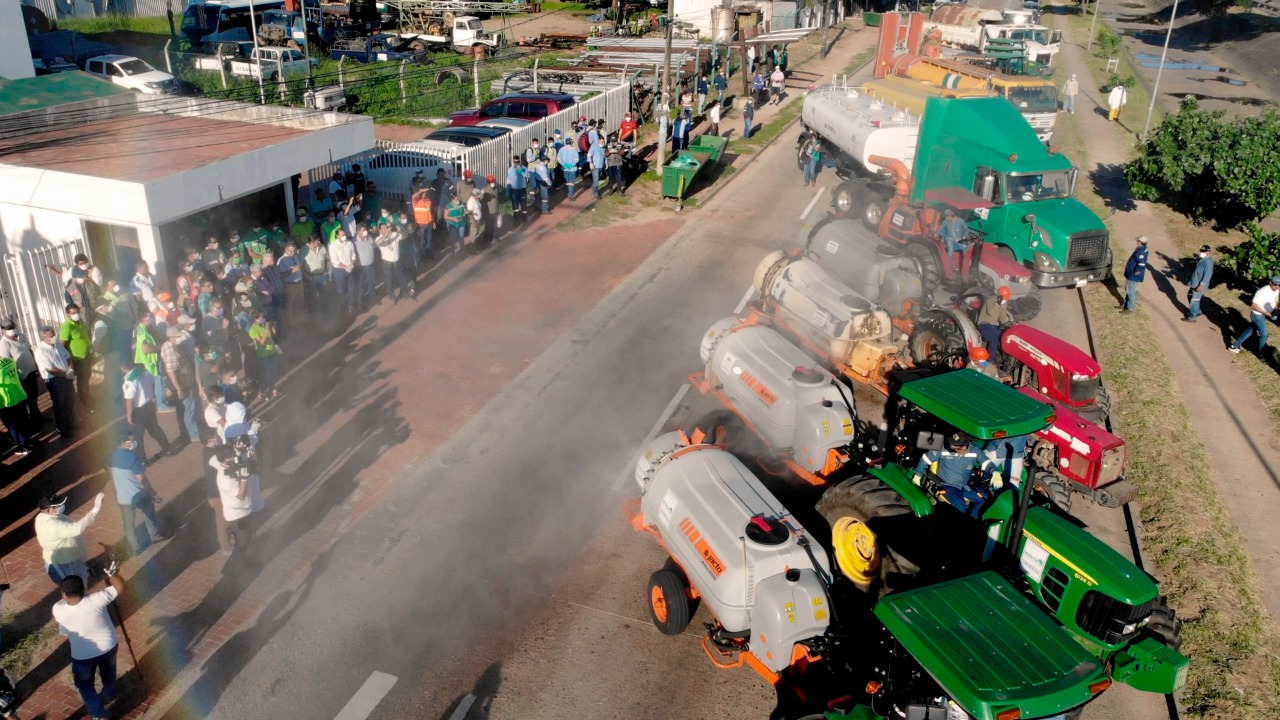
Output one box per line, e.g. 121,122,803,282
1052,8,1280,626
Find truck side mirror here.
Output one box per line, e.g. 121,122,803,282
1051,30,1063,43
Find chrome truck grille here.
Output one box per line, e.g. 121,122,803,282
1067,231,1109,269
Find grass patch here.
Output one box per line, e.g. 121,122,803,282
0,615,57,679
60,15,173,36
1054,76,1280,720
538,1,593,11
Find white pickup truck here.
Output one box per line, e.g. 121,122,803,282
229,46,316,81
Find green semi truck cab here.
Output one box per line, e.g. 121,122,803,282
914,97,1112,288
831,370,1188,699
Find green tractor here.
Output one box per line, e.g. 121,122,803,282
811,369,1187,712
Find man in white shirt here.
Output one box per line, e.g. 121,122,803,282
329,229,357,315
34,488,104,585
465,189,484,254
34,325,76,439
375,224,411,302
120,361,172,463
769,66,786,105
1229,276,1280,355
52,560,125,720
210,443,264,556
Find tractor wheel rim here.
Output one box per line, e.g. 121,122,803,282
836,191,852,213
651,586,668,623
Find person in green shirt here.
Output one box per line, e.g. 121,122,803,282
59,303,93,407
242,225,271,266
321,210,342,244
248,310,281,398
134,317,169,410
445,193,467,250
290,208,314,244
364,181,383,221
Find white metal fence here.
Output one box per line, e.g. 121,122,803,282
23,0,173,20
1,239,88,338
306,82,632,207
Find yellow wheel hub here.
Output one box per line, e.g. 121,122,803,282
832,517,880,585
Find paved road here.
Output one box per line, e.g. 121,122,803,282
173,77,1167,720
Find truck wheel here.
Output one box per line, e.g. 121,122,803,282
1008,285,1043,322
861,189,886,231
1031,471,1072,513
908,317,963,366
409,39,429,53
905,244,941,293
831,182,856,218
1146,595,1184,651
647,568,692,635
816,475,921,581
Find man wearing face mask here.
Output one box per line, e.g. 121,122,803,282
107,432,166,553
34,488,104,585
120,360,172,463
0,353,32,457
59,304,93,409
161,326,200,445
35,325,76,439
290,208,313,244
0,319,43,430
64,267,99,327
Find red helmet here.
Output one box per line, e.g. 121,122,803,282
485,174,496,183
997,286,1012,301
463,169,474,179
969,347,990,362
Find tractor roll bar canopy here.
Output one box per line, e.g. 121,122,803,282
898,369,1054,440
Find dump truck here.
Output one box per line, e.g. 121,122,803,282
876,11,1059,141
798,89,1110,289
925,3,1062,66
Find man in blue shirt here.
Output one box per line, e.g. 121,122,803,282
588,136,607,200
557,141,580,200
1121,235,1148,313
107,432,164,553
696,74,709,114
938,208,974,273
506,156,528,216
1183,244,1214,323
911,432,997,519
713,70,728,108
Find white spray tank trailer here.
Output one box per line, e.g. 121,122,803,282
631,431,835,677
692,318,860,487
751,250,901,394
803,218,925,318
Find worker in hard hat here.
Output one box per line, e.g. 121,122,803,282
968,347,1003,382
912,431,999,519
976,287,1015,364
938,208,975,273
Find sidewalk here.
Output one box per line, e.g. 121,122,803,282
1051,10,1280,623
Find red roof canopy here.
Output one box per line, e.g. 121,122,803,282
924,187,995,211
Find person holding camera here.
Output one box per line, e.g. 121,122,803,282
210,442,263,557
52,558,124,720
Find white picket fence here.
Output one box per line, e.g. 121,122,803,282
1,239,88,338
24,0,174,20
307,82,632,206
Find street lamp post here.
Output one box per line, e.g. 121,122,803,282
1142,0,1180,139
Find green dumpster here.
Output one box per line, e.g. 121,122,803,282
661,152,702,199
688,134,728,164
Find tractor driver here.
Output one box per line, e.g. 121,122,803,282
939,208,976,273
912,431,1001,519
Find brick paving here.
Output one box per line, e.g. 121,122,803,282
0,200,675,719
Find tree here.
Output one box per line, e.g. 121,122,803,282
1125,97,1280,229
1219,224,1280,282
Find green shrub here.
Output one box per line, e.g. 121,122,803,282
1219,224,1280,282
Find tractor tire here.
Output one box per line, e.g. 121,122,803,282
905,243,941,294
816,475,921,581
1079,383,1112,425
1146,595,1184,652
1008,285,1043,322
908,316,964,366
1031,471,1073,514
409,39,430,54
647,568,692,635
1062,708,1085,720
831,182,856,218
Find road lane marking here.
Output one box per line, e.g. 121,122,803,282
799,185,826,221
612,383,692,491
334,671,398,720
733,284,755,315
448,694,476,720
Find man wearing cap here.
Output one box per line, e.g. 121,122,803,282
0,349,32,457
161,325,200,445
290,208,313,244
2,318,44,429
1062,73,1079,115
976,287,1014,363
911,431,997,519
696,74,709,114
1121,235,1149,313
1228,276,1279,355
558,139,580,200
34,487,104,585
35,325,76,439
59,303,93,409
465,189,485,254
1183,245,1214,323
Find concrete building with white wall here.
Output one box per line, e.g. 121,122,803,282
1,1,35,79
0,73,374,335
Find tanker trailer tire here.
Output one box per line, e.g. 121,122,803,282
1030,471,1073,514
647,568,692,635
908,317,963,366
860,189,886,232
831,182,856,218
905,244,941,293
1146,595,1184,652
816,476,922,584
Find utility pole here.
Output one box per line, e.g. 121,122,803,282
1142,0,1179,138
657,17,673,169
249,0,266,104
1086,0,1100,52
820,0,830,59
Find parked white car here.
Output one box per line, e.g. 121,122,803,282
84,54,179,94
